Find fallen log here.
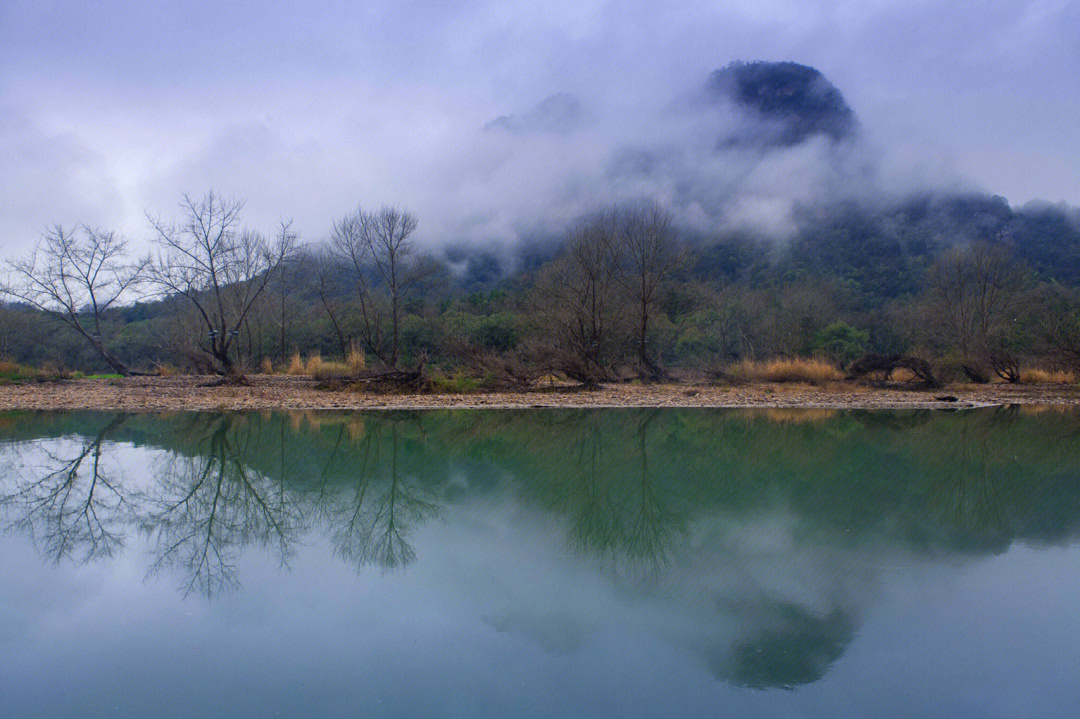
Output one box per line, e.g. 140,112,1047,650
316,355,432,393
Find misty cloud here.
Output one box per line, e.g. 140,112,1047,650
1,0,1077,254
460,66,893,244
485,93,591,134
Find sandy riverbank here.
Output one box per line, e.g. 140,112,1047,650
2,375,1079,412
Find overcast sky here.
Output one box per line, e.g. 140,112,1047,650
2,0,1078,254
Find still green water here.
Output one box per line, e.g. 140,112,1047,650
1,407,1078,718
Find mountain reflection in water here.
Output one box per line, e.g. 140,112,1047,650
2,406,1079,696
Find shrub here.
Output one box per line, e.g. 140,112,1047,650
432,371,481,394
673,328,724,362
259,357,274,375
36,364,70,381
812,322,869,368
472,314,522,353
0,360,70,384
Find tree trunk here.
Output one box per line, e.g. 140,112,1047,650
319,294,348,359
637,303,663,381
639,307,652,378
391,293,400,368
97,345,133,377
280,320,286,364
82,329,132,377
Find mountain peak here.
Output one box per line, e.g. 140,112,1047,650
706,61,858,147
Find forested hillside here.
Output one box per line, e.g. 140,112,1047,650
3,62,1079,387
3,188,1078,387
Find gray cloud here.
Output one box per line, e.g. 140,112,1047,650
0,108,125,256
1,0,1077,254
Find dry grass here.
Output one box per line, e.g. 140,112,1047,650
346,346,366,374
309,363,347,380
1020,368,1077,384
0,359,69,383
259,357,274,375
728,357,844,385
888,367,918,382
308,357,354,381
280,351,365,379
286,352,306,375
156,364,181,377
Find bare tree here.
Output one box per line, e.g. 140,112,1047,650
330,206,436,367
533,208,625,385
1,225,146,375
146,192,299,380
615,201,683,378
154,302,219,373
1037,285,1080,370
265,224,307,364
308,246,353,358
924,242,1029,382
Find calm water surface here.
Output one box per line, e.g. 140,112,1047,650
1,407,1079,718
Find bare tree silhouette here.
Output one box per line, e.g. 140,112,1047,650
141,414,304,597
146,192,300,380
330,419,439,571
0,414,132,562
1,226,146,375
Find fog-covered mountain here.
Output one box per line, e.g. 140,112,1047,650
485,92,591,134
455,60,1079,293
705,61,859,148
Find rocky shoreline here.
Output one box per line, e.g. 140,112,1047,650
2,375,1079,412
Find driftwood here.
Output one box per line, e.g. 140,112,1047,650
318,354,432,393
201,374,252,387
349,367,432,393
846,353,938,387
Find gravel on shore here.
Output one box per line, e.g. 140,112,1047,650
2,375,1079,412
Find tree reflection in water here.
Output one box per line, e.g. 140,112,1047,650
0,411,445,596
0,413,130,563
528,409,688,573
2,406,1079,690
323,414,439,571
140,413,305,597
